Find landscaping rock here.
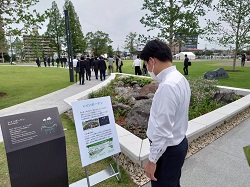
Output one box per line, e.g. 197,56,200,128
126,99,152,128
213,91,236,104
117,81,124,87
139,81,159,95
133,95,149,100
131,81,138,86
112,102,131,111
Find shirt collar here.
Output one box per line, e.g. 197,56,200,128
157,66,177,82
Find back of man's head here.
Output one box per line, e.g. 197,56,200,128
140,39,172,62
80,56,84,60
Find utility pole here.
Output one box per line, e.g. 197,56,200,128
64,9,74,82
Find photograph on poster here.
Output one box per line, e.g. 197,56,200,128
98,116,110,126
82,118,100,130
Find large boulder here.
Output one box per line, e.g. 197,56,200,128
139,81,159,96
125,99,153,128
213,91,236,104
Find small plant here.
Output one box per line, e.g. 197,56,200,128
120,76,153,87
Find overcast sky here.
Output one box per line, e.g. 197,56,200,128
31,0,222,51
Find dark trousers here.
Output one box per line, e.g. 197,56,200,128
241,60,245,67
118,66,122,73
151,137,188,187
80,72,85,85
86,69,91,80
94,69,98,79
44,62,47,67
135,66,141,75
100,70,105,81
183,66,188,75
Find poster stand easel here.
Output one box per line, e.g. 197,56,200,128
71,97,122,187
71,154,121,187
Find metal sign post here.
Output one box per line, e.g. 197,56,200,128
64,9,74,82
71,154,120,187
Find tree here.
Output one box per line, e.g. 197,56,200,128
0,0,48,40
107,45,114,57
140,0,212,51
124,32,137,54
45,1,64,58
86,31,112,57
206,0,250,71
63,0,87,54
12,37,24,61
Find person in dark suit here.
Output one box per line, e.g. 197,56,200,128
47,57,51,67
51,58,55,66
78,56,86,85
60,57,64,67
86,55,91,81
98,56,107,81
36,57,40,67
183,54,189,75
93,57,99,79
43,57,47,67
56,57,60,68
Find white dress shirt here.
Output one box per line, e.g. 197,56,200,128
73,59,78,67
147,66,191,163
132,59,142,68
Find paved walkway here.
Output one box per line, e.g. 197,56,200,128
0,73,104,142
181,117,250,187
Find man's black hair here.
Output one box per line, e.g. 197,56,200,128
185,54,187,57
140,39,172,62
80,56,84,60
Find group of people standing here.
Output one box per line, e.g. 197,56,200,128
35,56,68,68
73,55,123,85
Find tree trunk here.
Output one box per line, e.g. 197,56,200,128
233,2,242,71
168,0,174,53
1,51,4,63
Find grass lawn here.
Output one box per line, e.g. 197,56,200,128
0,114,136,187
121,59,250,89
0,66,73,110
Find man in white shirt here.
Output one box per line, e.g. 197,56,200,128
140,39,191,187
107,56,114,75
132,55,142,75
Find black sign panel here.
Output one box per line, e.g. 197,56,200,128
204,68,229,80
0,107,68,187
1,107,64,153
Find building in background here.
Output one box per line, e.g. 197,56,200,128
23,27,56,61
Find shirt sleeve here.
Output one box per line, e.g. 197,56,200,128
148,85,179,163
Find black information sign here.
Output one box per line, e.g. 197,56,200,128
204,68,229,80
0,107,68,187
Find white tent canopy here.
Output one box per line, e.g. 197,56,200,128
176,52,196,60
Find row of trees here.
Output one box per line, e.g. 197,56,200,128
137,0,250,71
1,0,250,70
0,0,114,61
45,0,113,58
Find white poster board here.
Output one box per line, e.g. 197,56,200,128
72,96,121,167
